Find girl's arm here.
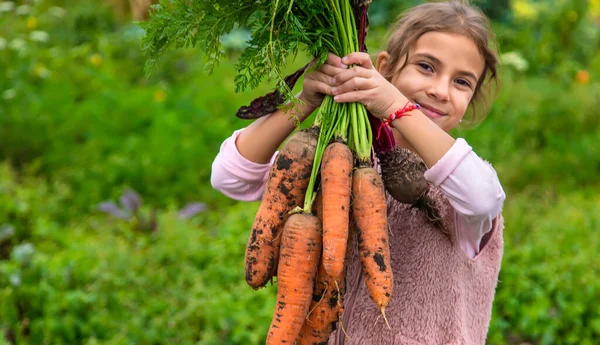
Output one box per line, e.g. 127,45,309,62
386,100,456,168
211,96,315,201
235,93,316,164
211,129,275,201
423,138,506,257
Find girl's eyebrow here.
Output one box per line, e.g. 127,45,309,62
412,53,479,82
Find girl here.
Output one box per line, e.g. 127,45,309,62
211,1,506,344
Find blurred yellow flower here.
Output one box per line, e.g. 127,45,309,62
153,90,167,103
89,54,103,66
512,0,538,20
26,16,37,30
576,70,590,85
591,0,600,18
33,63,51,79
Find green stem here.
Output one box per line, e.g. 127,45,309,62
303,96,335,213
303,0,375,212
350,102,360,155
329,0,347,55
343,0,355,55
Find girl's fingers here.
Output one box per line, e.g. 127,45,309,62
318,63,346,78
307,68,337,89
341,52,374,69
331,77,375,96
327,52,349,69
318,53,348,77
306,55,346,78
333,89,370,104
304,78,335,96
332,67,374,88
332,67,377,91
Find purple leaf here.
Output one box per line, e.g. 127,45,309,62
120,189,142,213
178,202,207,220
235,63,309,119
98,201,130,219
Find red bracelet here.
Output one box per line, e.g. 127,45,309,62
376,101,420,139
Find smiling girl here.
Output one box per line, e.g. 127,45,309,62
211,1,506,343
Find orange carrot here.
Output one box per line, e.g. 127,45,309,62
352,167,393,317
245,127,318,289
295,189,348,345
321,141,353,282
266,213,322,345
295,255,346,345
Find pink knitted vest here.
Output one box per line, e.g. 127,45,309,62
329,186,504,345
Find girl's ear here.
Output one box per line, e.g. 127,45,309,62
376,51,391,74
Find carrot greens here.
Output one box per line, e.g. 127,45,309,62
141,0,373,214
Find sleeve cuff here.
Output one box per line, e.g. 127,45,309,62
219,129,277,183
424,138,473,186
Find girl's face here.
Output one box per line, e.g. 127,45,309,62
378,31,485,132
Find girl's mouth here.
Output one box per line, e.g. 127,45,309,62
418,104,446,119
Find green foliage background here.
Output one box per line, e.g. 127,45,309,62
1,0,599,344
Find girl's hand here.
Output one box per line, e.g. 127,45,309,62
331,52,405,119
299,53,348,109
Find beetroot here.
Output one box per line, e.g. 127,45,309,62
377,147,428,204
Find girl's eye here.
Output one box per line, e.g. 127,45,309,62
456,79,472,88
417,63,433,72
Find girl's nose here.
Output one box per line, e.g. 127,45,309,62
426,77,450,102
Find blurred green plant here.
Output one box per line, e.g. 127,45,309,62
367,0,511,26
0,0,287,216
0,162,277,344
487,190,600,345
496,0,600,83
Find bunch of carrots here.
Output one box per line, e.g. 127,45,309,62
141,0,401,343
241,1,395,343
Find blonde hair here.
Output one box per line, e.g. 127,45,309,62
379,0,500,126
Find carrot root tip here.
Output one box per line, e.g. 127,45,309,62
381,307,391,330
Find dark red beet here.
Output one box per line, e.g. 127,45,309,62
377,148,443,228
377,147,428,204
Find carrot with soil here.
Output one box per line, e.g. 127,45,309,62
296,254,346,345
352,165,393,324
296,190,351,345
266,213,322,345
321,141,353,281
245,126,319,289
